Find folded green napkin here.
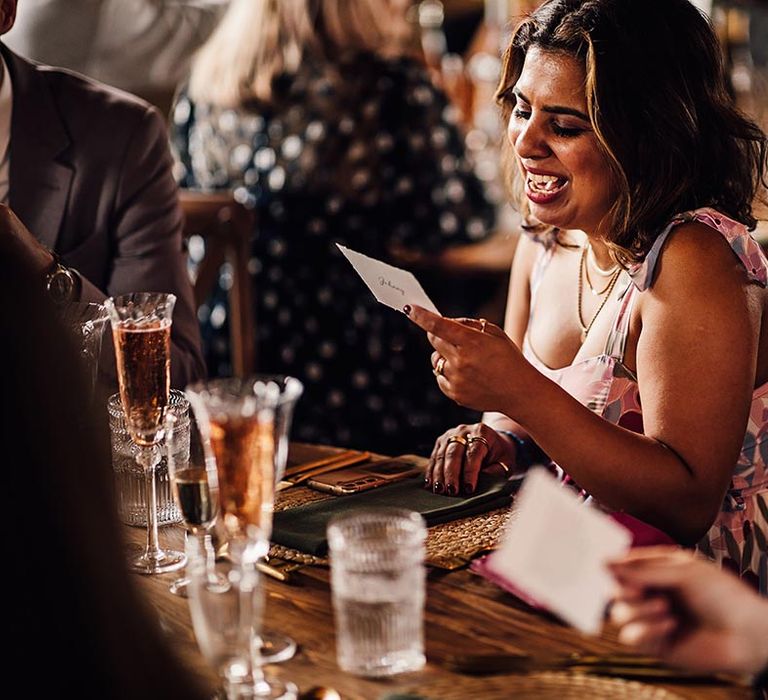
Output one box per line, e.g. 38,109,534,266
272,474,517,555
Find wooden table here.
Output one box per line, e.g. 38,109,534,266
126,444,750,700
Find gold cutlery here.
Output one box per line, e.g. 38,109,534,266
278,451,371,490
255,559,303,584
283,450,369,478
216,543,302,584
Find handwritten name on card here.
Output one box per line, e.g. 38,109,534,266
336,244,440,315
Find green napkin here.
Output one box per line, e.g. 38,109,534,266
272,474,517,555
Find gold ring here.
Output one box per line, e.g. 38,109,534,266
447,434,468,447
479,318,487,333
496,461,510,474
433,356,447,377
466,435,489,449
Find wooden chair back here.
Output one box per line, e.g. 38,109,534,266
179,191,256,376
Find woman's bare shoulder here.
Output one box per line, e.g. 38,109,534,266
648,220,751,296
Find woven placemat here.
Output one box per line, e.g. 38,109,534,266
409,672,687,700
270,486,514,568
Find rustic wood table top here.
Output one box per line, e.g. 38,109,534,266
125,443,750,700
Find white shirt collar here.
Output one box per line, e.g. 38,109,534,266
0,52,13,205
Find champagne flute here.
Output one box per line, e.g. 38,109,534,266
166,409,226,596
251,375,303,664
187,530,297,700
105,292,185,575
186,377,300,698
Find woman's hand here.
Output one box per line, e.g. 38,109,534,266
426,423,517,496
609,548,768,675
405,305,536,415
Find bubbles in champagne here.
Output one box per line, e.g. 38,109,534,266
208,414,275,536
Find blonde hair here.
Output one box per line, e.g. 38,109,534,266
189,0,398,108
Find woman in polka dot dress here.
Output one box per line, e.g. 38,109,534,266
172,0,498,453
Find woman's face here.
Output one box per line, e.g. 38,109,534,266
507,46,616,235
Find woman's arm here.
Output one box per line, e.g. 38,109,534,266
409,223,760,542
483,233,537,436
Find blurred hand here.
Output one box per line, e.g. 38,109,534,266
406,305,536,415
0,204,53,275
609,547,768,675
426,423,518,496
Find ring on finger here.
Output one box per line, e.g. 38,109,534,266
433,356,447,377
446,434,467,447
466,435,489,449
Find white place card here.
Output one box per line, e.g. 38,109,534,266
486,468,632,634
336,244,440,315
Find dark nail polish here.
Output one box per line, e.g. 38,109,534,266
433,481,443,494
403,304,411,316
463,483,474,495
446,484,456,496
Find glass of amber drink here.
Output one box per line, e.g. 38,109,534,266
185,377,301,693
105,292,186,575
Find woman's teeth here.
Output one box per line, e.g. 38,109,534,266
527,173,566,192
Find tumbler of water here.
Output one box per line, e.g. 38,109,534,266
327,508,427,677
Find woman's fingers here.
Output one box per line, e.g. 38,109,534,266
407,306,472,345
442,434,467,495
611,595,671,627
616,615,678,655
462,431,489,495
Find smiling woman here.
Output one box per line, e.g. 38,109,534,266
406,0,768,594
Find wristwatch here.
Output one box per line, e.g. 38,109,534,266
45,251,81,305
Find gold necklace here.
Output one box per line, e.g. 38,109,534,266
577,245,621,342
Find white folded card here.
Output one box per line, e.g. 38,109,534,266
336,243,440,315
485,468,631,634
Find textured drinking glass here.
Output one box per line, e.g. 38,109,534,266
187,532,297,700
186,375,303,665
61,301,109,394
105,292,185,575
109,391,185,527
328,508,427,677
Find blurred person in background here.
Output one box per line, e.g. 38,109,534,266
173,0,502,454
4,0,229,115
610,548,768,694
2,236,209,700
0,0,205,388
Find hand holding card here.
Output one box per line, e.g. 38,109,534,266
336,243,440,315
481,468,631,634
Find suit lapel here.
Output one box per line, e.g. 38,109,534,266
4,45,73,250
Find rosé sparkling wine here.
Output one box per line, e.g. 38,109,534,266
113,319,171,445
209,414,275,536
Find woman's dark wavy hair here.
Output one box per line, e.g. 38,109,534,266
496,0,768,264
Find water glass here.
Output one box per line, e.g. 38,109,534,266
109,390,186,527
327,508,427,677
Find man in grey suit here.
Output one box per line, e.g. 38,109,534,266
0,0,205,387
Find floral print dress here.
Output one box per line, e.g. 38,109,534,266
523,208,768,593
